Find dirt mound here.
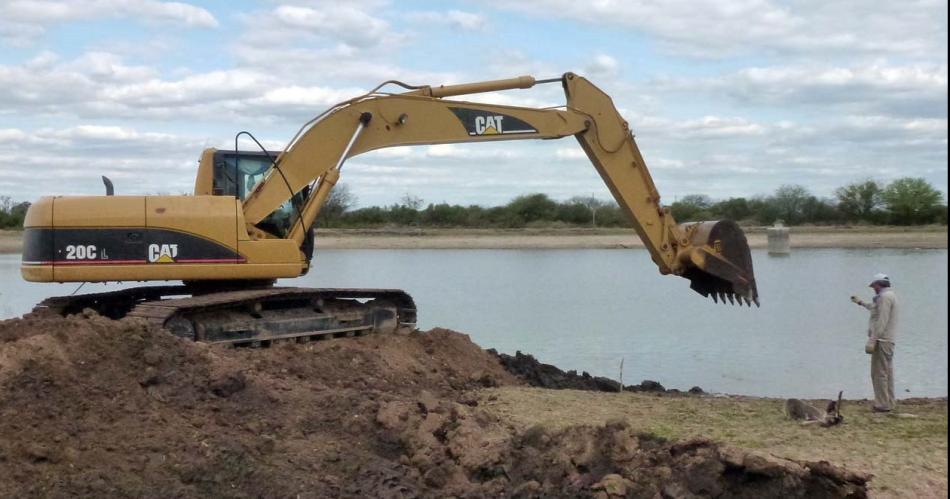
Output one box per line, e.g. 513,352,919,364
377,399,869,498
0,313,867,498
492,350,704,394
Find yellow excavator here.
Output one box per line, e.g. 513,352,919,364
21,72,758,344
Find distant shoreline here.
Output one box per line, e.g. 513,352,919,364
1,226,946,254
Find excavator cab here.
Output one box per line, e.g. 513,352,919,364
205,150,306,239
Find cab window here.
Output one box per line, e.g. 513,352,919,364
213,151,305,238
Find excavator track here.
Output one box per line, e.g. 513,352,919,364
34,286,417,346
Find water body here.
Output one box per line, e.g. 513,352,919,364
1,249,947,399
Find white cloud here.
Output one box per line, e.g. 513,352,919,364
634,115,769,141
226,3,454,90
0,125,196,151
407,10,487,31
99,69,268,107
64,52,158,83
503,0,947,58
0,52,381,122
555,147,586,160
425,144,464,158
459,90,560,109
0,125,207,196
0,2,945,207
251,85,366,108
271,5,392,48
584,54,619,78
660,63,948,118
0,0,217,45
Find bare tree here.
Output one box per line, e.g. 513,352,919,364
569,195,607,226
318,183,356,226
400,193,424,210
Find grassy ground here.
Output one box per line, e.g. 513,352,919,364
478,387,948,498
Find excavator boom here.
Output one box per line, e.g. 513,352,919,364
241,72,758,305
21,72,758,344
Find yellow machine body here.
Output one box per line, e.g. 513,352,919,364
21,195,303,283
21,72,759,305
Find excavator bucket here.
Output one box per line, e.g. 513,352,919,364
679,220,759,307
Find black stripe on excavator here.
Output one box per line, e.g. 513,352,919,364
448,107,539,136
21,227,244,265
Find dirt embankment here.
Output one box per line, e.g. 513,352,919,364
310,226,948,250
0,230,20,254
0,313,871,498
491,349,704,394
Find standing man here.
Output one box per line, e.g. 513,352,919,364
851,273,899,413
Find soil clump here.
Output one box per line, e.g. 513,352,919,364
492,350,704,394
0,312,868,498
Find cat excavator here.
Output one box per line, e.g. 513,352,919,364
20,72,758,344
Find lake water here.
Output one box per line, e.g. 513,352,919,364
1,249,947,399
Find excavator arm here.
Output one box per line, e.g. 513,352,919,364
18,71,757,348
242,73,759,305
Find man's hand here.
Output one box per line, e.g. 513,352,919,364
851,296,864,306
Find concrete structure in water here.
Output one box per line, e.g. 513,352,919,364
767,221,791,255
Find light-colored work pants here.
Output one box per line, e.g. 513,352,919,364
871,340,895,410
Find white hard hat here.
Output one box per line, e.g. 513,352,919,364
869,273,890,286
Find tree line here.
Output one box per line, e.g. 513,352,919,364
2,177,945,230
669,178,946,226
0,197,30,229
319,177,947,228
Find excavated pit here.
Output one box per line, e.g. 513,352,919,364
0,312,869,498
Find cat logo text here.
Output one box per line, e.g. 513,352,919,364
474,115,505,135
148,243,179,263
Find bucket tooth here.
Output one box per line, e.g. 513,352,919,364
711,293,719,304
727,293,736,305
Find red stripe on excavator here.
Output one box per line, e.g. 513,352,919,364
175,258,247,263
45,258,246,265
54,259,147,265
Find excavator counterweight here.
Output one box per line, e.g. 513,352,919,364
22,72,759,345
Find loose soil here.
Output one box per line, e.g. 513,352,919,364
490,349,703,394
0,312,909,498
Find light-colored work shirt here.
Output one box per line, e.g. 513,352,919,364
863,288,898,343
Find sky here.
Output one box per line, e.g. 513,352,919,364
0,0,946,208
